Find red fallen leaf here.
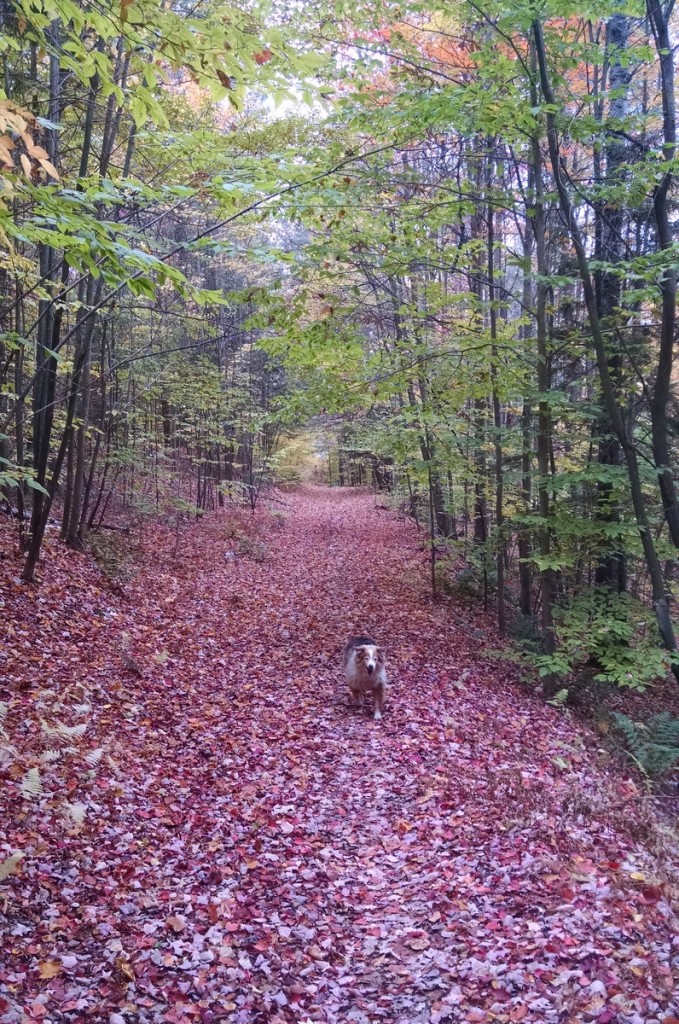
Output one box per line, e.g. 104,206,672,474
509,1007,528,1021
407,936,430,950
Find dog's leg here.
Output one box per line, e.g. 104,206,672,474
350,687,362,710
373,684,384,721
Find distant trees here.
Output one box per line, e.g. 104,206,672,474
258,0,679,694
0,0,314,578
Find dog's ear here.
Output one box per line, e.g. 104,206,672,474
377,649,386,664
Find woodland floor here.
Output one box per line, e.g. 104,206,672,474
1,487,678,1024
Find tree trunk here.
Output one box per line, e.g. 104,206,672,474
533,18,679,676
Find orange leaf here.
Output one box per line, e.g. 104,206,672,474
253,48,273,65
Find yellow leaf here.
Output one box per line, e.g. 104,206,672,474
38,960,62,979
38,157,59,180
0,851,24,881
20,153,31,179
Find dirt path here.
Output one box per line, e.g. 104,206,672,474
1,487,678,1023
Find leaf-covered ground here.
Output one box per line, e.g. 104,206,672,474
1,487,678,1024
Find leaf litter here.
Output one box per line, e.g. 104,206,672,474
0,487,678,1023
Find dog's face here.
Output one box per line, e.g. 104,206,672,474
356,644,381,676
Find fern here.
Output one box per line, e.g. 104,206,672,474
84,747,104,767
547,688,569,709
0,739,17,769
62,801,87,829
20,767,43,798
647,711,679,748
611,712,644,758
41,719,88,742
40,749,62,764
611,712,679,780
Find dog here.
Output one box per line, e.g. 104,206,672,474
343,636,388,720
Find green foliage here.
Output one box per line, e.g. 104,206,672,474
611,712,679,780
0,452,49,497
532,589,678,691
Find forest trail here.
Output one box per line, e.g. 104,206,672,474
2,487,678,1024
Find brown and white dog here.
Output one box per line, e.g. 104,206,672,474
343,636,388,721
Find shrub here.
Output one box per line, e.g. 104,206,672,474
531,588,678,692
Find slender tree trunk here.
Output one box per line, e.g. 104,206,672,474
594,13,629,590
646,0,679,547
487,148,505,634
518,176,535,618
529,82,557,696
533,18,679,675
